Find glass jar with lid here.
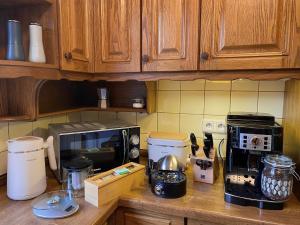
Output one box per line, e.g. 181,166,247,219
261,154,300,201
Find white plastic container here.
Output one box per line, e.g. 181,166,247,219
147,132,190,167
29,23,46,63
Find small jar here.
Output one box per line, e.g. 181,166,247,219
261,154,300,201
132,98,145,109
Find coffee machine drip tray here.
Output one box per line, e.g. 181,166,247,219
225,182,284,210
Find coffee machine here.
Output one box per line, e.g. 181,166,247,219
224,112,284,209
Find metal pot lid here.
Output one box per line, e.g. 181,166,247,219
32,190,79,219
63,156,93,170
264,154,295,168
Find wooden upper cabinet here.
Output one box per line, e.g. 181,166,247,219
142,0,199,72
58,0,94,72
94,0,141,73
200,0,299,70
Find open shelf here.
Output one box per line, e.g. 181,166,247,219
0,78,156,122
0,0,59,73
37,80,156,118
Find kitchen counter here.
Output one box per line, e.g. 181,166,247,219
1,165,300,225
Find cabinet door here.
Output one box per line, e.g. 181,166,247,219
200,0,295,70
58,0,94,72
94,0,141,73
115,208,184,225
142,0,199,71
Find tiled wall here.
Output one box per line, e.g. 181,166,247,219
0,79,286,175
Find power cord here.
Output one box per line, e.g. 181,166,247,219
218,138,225,163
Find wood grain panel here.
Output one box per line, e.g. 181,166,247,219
58,0,94,72
0,80,8,116
142,0,199,71
94,0,140,73
283,79,300,201
115,208,184,225
200,0,298,70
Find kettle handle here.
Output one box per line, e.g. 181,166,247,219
46,136,57,170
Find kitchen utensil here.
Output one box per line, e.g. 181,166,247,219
203,133,213,159
157,155,181,171
84,162,145,208
62,157,93,198
32,190,79,219
132,98,145,109
29,22,46,63
150,155,186,198
7,136,57,200
190,133,199,156
261,154,300,201
6,20,25,61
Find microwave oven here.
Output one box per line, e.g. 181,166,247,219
48,120,140,182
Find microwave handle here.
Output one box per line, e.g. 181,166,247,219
122,130,129,164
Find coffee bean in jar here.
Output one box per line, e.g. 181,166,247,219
261,155,300,201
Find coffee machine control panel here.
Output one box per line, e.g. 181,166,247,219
239,133,272,151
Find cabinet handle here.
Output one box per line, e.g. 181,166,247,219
200,52,209,61
64,52,72,60
142,55,150,63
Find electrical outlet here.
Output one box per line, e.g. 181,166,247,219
215,120,226,134
202,119,226,134
202,119,215,133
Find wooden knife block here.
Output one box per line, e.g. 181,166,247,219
190,147,219,184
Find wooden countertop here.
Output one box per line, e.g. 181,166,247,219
120,169,300,225
0,176,118,225
1,165,300,225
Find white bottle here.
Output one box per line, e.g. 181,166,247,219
29,23,46,63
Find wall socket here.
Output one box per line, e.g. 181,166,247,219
203,119,226,134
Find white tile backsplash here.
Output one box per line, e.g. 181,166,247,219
232,80,259,91
231,91,258,112
204,91,231,115
205,81,231,91
157,113,180,132
258,92,285,118
157,91,180,113
259,80,286,91
180,91,204,114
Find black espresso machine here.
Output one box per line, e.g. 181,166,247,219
224,112,284,209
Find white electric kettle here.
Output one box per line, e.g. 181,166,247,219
7,136,57,200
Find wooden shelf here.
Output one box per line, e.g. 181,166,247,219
38,107,147,118
0,115,32,121
0,0,52,8
0,60,57,69
100,107,147,113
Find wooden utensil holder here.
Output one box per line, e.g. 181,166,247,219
85,162,145,208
